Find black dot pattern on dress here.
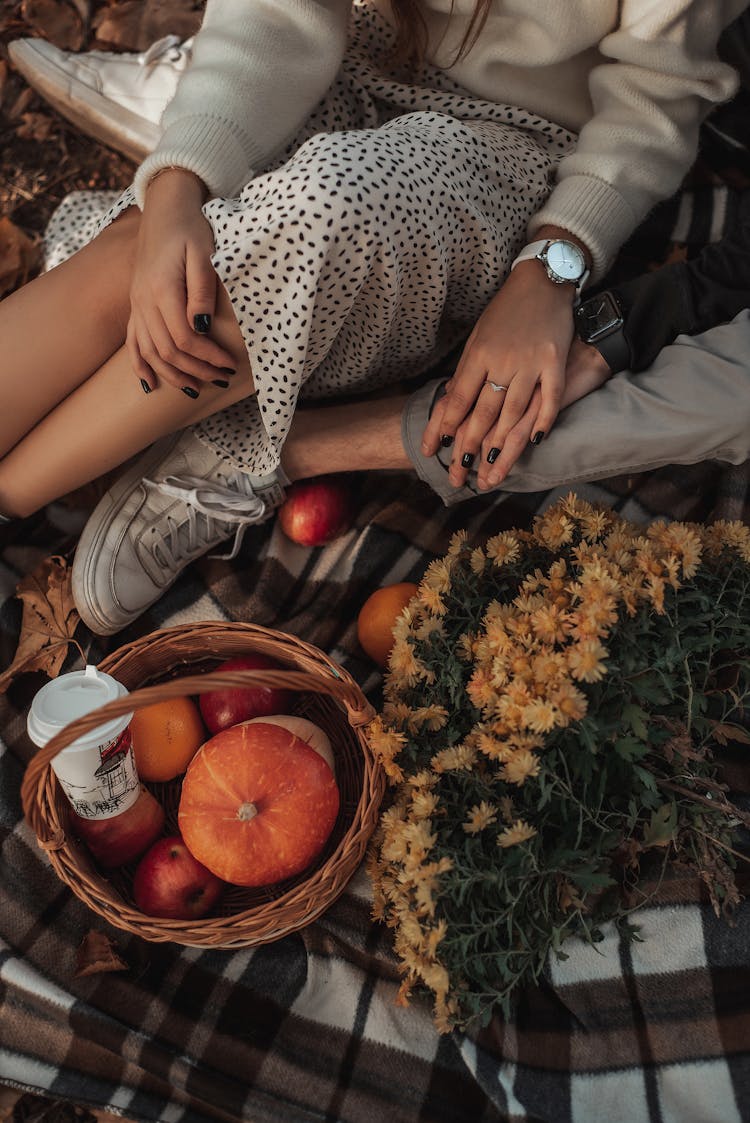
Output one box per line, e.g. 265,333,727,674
44,0,575,476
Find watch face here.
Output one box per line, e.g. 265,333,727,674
545,240,586,282
575,291,623,342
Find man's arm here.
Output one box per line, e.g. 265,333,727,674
581,189,750,372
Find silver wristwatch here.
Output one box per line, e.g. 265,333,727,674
511,238,590,299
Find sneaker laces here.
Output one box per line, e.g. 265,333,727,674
144,471,270,566
139,35,189,67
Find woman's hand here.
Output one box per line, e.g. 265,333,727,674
128,169,238,395
472,337,613,490
421,261,577,486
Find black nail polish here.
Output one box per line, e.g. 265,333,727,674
220,367,237,376
487,447,500,464
212,379,230,388
532,430,545,445
181,386,200,399
440,434,453,448
461,452,475,469
194,313,211,334
140,378,152,395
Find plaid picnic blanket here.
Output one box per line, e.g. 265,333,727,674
1,188,750,1122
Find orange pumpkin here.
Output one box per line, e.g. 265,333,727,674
178,721,340,886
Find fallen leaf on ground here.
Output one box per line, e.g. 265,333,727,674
16,112,55,142
93,0,202,51
0,555,82,694
20,0,85,50
0,216,41,298
74,930,128,978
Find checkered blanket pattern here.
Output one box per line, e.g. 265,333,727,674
1,188,750,1122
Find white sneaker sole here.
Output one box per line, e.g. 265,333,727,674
8,40,160,162
72,435,184,636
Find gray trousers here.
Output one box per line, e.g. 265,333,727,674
402,311,750,505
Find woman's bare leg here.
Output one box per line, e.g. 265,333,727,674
0,210,254,517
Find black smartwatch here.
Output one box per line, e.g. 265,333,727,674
574,290,631,373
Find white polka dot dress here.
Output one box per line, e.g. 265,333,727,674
44,1,575,476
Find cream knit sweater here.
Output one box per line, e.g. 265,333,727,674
134,0,744,278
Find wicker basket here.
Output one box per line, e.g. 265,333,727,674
21,622,384,948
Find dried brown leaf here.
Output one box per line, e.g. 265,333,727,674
0,215,41,298
0,555,82,694
20,0,85,50
711,722,750,747
93,0,201,52
7,86,35,121
74,929,128,978
16,112,55,142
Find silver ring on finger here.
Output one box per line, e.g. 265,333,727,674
485,380,508,393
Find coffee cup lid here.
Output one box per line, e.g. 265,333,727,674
27,665,132,751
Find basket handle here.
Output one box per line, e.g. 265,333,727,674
21,668,376,823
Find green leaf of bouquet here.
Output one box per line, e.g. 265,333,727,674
614,735,648,761
622,703,649,741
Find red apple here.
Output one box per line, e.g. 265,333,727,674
133,835,224,919
277,476,353,547
199,654,294,734
72,785,165,869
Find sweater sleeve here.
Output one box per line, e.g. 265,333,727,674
530,0,744,282
133,0,351,207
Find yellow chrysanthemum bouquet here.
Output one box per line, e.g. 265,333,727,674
366,494,750,1031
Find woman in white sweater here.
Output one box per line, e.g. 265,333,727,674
0,0,744,632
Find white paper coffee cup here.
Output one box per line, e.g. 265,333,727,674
27,665,138,820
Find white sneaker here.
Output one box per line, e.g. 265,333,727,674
72,430,288,635
7,34,192,162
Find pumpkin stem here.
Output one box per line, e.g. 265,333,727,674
237,802,258,822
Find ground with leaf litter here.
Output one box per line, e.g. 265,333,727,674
0,0,203,296
1,3,204,1118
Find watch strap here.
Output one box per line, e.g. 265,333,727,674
589,327,631,374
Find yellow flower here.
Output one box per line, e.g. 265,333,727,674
534,509,575,550
470,547,487,575
389,638,429,687
407,705,449,733
431,743,477,772
497,819,537,848
531,649,567,685
366,716,407,782
476,732,513,762
463,801,498,834
447,529,469,557
414,616,446,642
455,632,476,665
551,680,588,723
706,520,750,563
485,531,522,567
422,558,453,594
411,790,440,820
418,584,447,616
467,667,497,711
567,639,608,683
501,749,540,785
407,769,439,789
579,507,612,541
530,604,570,645
521,698,561,735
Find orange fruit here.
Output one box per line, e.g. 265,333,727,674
357,582,419,668
129,697,206,782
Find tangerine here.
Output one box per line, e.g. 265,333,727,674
130,697,206,782
357,582,419,668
